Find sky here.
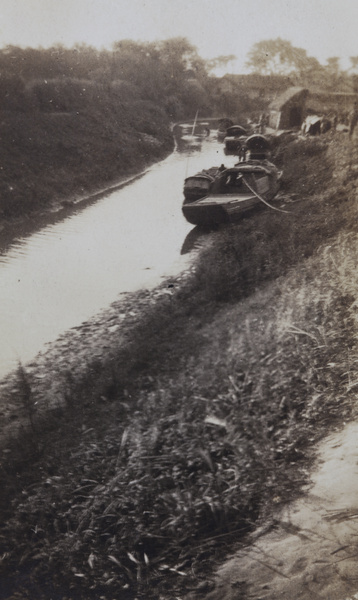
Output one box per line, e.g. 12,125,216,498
0,0,357,74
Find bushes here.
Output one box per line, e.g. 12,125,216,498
29,78,99,112
0,74,26,110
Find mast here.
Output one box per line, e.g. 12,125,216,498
191,109,199,136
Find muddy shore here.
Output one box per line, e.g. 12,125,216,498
0,152,194,447
0,262,198,447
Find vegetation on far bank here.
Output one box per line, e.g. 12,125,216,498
0,106,174,220
0,38,258,224
0,39,198,221
2,133,358,599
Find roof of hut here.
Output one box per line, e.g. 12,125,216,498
269,86,308,111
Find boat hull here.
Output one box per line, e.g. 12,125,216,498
182,193,262,226
224,135,247,154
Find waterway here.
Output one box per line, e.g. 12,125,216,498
0,136,237,379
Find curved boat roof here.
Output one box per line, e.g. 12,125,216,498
224,161,277,175
245,134,271,151
226,125,247,136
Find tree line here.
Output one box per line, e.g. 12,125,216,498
0,37,355,120
0,36,355,222
245,38,358,92
0,38,215,118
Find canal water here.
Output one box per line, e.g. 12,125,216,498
0,136,237,379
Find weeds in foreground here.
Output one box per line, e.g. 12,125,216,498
16,364,37,435
2,233,358,598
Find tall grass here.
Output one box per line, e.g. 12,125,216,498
1,134,358,598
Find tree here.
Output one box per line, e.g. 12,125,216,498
323,57,341,90
245,38,299,75
245,38,324,83
348,57,358,93
205,54,237,74
156,37,207,89
109,38,208,102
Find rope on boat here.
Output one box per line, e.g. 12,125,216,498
242,176,290,214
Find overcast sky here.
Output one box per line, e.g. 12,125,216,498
0,0,357,73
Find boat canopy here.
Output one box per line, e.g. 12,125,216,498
244,134,271,159
226,125,247,137
246,134,271,151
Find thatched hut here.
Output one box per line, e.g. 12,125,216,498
268,87,308,130
306,91,356,123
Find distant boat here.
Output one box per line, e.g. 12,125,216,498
224,125,248,154
176,111,210,145
217,117,234,141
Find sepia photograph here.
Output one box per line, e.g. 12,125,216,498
1,1,358,598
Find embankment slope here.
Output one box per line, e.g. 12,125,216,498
1,132,358,599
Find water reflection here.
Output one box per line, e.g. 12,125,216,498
174,135,203,153
180,225,217,255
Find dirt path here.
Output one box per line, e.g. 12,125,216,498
200,422,358,600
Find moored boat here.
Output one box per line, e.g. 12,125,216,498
217,117,234,141
224,125,248,154
182,160,280,226
175,112,211,144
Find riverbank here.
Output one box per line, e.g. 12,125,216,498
0,106,174,242
1,131,358,599
0,267,198,445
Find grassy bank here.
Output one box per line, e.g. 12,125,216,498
1,133,358,599
0,39,212,228
0,104,173,224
